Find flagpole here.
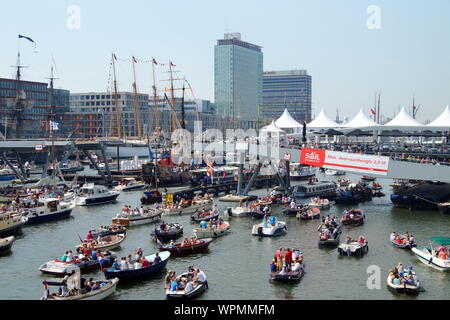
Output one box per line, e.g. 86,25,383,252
131,57,142,138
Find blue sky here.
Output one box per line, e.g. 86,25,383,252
1,0,449,122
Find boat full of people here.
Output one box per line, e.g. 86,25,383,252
251,216,287,237
298,208,321,220
112,205,162,227
411,237,450,271
338,236,368,256
41,266,118,300
193,217,230,239
190,208,220,222
74,183,120,206
158,237,213,256
318,216,342,247
163,197,213,216
341,209,365,226
307,197,330,210
76,234,126,251
103,250,170,282
390,232,416,249
270,248,304,283
165,267,208,299
113,178,148,192
387,264,421,295
152,222,183,242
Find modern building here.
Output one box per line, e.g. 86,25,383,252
0,77,70,138
68,92,150,138
214,33,263,124
263,70,312,124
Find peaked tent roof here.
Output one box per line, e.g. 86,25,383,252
274,109,302,129
383,107,424,129
427,105,450,129
343,109,377,128
306,109,339,129
260,120,285,133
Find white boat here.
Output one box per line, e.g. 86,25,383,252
307,198,330,210
289,163,316,180
41,266,118,300
22,198,75,224
112,209,162,227
194,221,230,238
412,237,450,271
0,236,14,254
163,199,213,215
76,234,126,251
338,241,369,256
113,178,148,191
325,169,346,176
224,206,251,217
166,269,208,299
252,217,287,237
74,184,120,206
386,266,421,294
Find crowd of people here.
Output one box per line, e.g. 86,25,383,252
342,208,363,221
166,267,206,294
109,248,162,271
270,247,304,275
388,263,419,287
167,236,200,248
319,215,341,241
390,232,415,246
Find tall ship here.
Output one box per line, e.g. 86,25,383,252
390,182,450,211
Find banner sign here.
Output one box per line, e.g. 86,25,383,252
35,144,44,151
283,152,291,161
300,148,389,175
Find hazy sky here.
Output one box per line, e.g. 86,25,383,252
1,0,449,122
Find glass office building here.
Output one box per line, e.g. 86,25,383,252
263,70,312,123
214,33,263,124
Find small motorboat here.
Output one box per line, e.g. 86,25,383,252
103,251,170,282
270,268,304,283
318,223,342,247
411,237,450,271
224,206,251,217
252,216,287,237
114,178,148,192
307,198,330,210
193,221,230,239
390,233,416,249
325,169,345,176
76,234,126,251
386,266,421,295
338,239,369,257
112,209,162,227
166,268,208,299
21,198,75,225
362,176,376,182
341,209,365,226
39,251,117,275
152,222,184,242
74,183,120,206
282,204,307,217
159,238,213,256
163,199,213,216
298,208,321,220
0,236,14,254
190,210,219,222
41,266,118,300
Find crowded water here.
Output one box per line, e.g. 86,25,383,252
0,170,449,300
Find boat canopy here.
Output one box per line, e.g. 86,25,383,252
430,237,450,245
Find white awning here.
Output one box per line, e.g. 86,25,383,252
427,105,450,130
342,109,377,128
260,120,285,133
307,109,339,129
274,109,302,128
382,107,425,130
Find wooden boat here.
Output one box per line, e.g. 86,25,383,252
307,198,330,210
298,208,321,220
270,268,304,283
152,223,183,242
252,218,287,237
193,221,230,239
103,251,170,282
190,211,219,222
341,209,365,226
412,237,450,271
159,238,213,256
39,251,117,275
163,199,213,216
41,267,118,300
113,178,148,192
91,225,126,238
338,241,369,256
0,212,28,238
386,266,421,295
112,209,161,227
76,234,126,251
166,270,208,299
0,236,14,254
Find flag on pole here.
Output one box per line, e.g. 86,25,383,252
49,121,59,131
112,53,117,61
370,108,376,116
132,56,138,63
152,58,158,65
170,61,176,67
18,34,35,44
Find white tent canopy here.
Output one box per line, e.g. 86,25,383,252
260,120,285,133
342,109,376,128
274,109,302,129
427,105,450,130
306,109,339,129
383,107,424,130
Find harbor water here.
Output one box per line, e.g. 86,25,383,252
1,171,449,300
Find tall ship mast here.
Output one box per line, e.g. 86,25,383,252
111,53,122,138
131,56,142,139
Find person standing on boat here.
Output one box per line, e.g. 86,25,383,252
284,248,293,272
275,248,283,272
